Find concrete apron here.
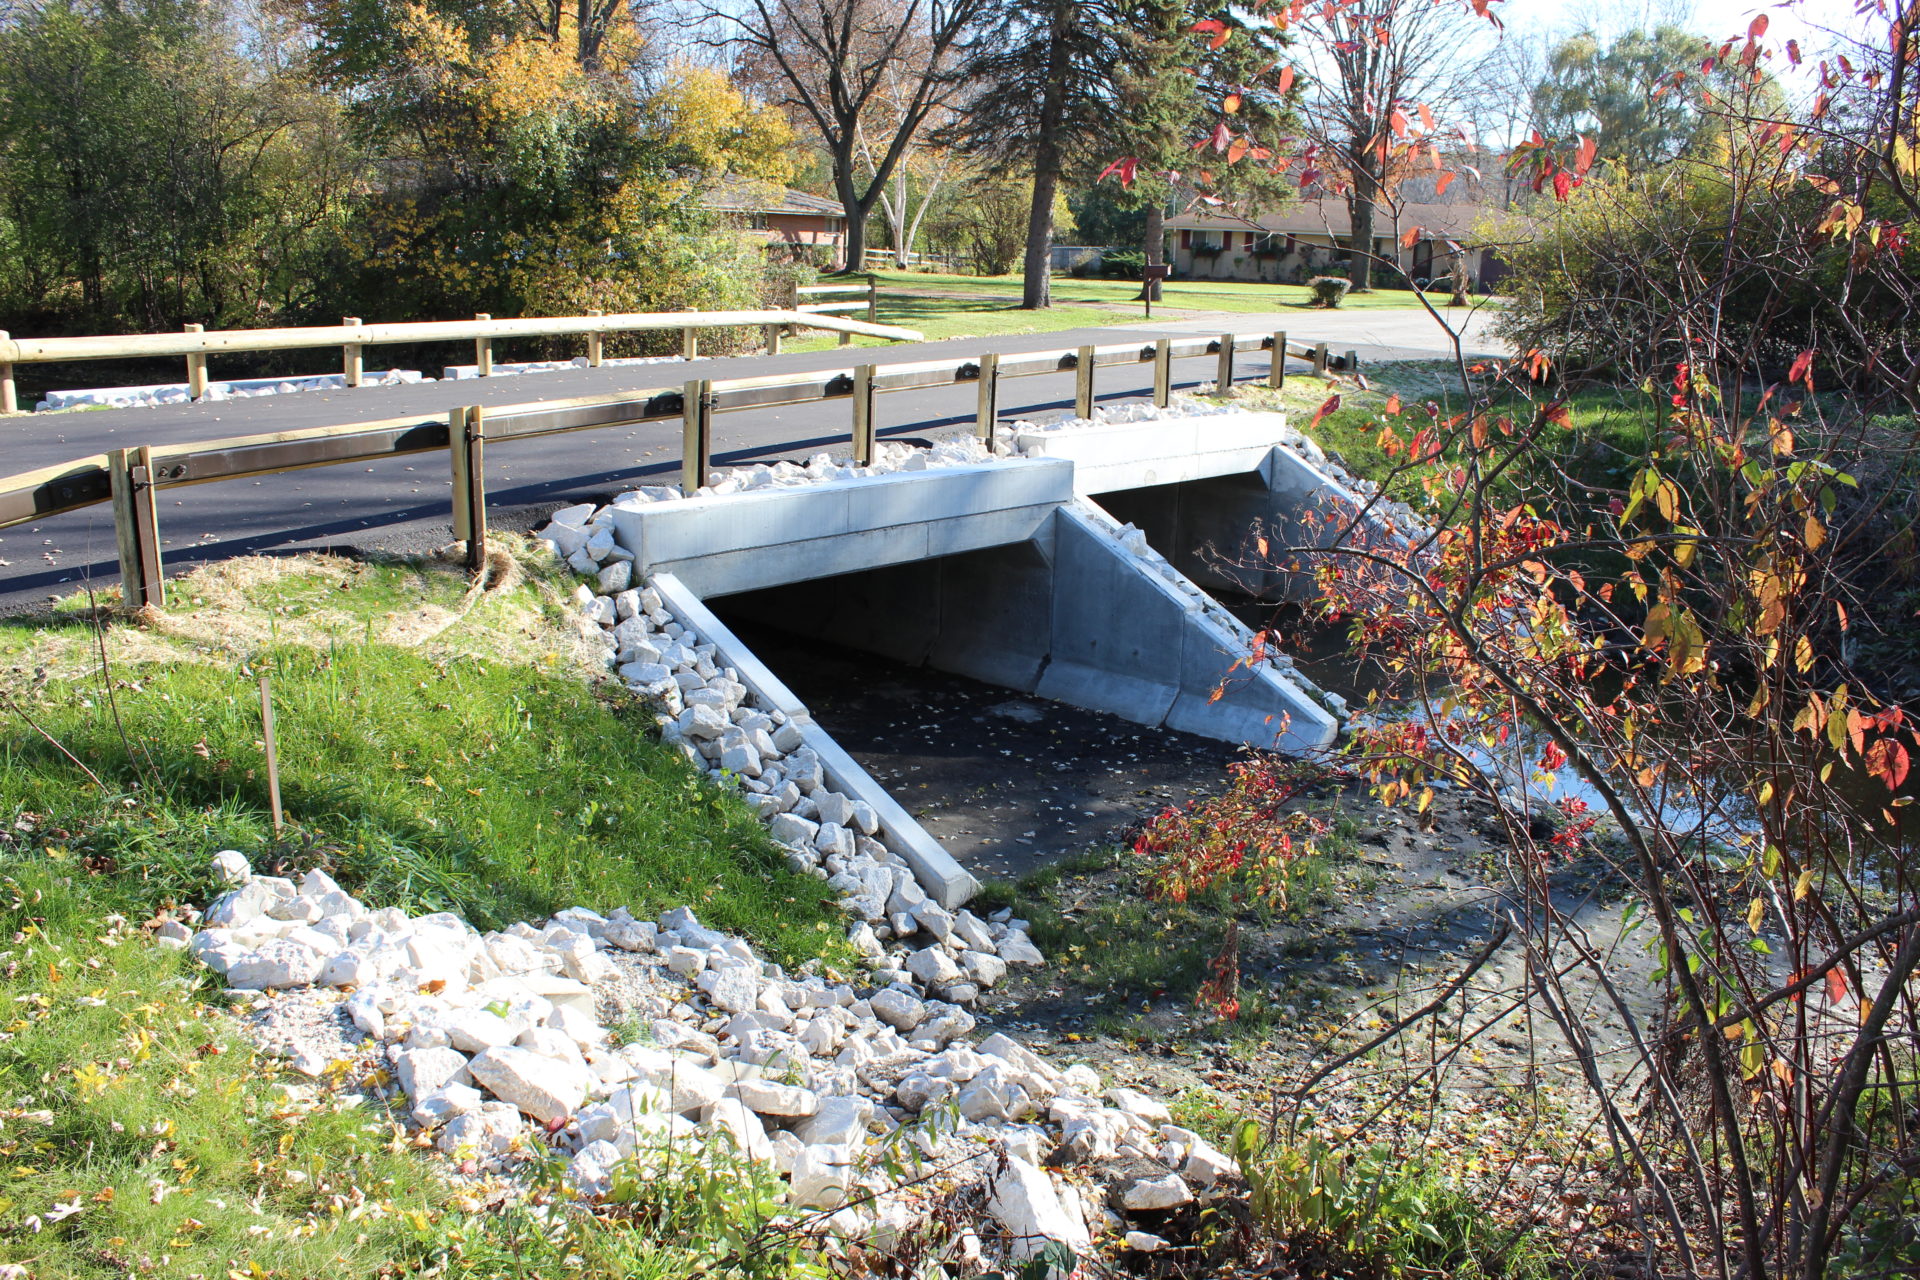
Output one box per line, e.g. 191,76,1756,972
609,416,1349,907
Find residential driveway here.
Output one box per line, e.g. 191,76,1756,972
0,304,1508,614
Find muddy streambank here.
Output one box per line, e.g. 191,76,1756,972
711,620,1657,1133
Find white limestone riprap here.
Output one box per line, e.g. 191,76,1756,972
177,851,1238,1270
525,513,1041,990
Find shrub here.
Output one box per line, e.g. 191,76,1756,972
1308,275,1352,308
1101,248,1145,279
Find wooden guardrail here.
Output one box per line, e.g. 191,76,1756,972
0,305,917,415
0,328,1353,610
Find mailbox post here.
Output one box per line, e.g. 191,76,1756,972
1141,263,1170,319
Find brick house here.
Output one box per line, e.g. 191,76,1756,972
704,177,848,269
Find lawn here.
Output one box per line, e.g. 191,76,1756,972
787,268,1451,351
785,289,1144,351
870,269,1460,314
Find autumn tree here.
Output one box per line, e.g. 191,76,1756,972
711,0,982,273
1287,0,1486,291
1168,4,1920,1275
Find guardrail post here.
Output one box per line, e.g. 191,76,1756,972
682,378,712,497
109,445,164,610
184,324,207,400
474,314,493,376
1345,349,1360,373
851,363,877,465
586,310,604,367
449,406,473,541
866,273,878,323
975,352,999,441
1074,345,1095,419
1312,342,1329,375
0,331,14,415
459,407,488,571
682,328,698,361
342,317,363,388
1215,332,1235,391
1270,330,1288,390
1153,338,1172,407
763,324,782,356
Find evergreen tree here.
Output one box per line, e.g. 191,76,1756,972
951,0,1293,308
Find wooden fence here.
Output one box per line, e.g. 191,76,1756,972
0,329,1351,611
0,300,906,415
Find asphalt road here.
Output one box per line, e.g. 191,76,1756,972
0,305,1505,615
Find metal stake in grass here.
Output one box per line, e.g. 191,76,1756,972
258,674,284,834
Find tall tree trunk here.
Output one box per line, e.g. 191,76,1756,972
1138,200,1164,302
1347,158,1379,292
834,155,868,274
1021,0,1073,309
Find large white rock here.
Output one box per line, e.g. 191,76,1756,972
869,987,927,1032
395,1046,472,1099
443,1008,518,1053
728,1078,819,1118
904,947,964,988
986,1156,1090,1263
790,1095,874,1146
1121,1172,1193,1211
789,1143,856,1209
700,1098,773,1161
467,1045,594,1124
210,850,252,885
998,930,1046,966
224,939,323,989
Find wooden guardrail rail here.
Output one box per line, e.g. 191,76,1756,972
0,328,1355,610
0,304,917,414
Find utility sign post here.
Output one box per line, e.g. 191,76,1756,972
1142,264,1170,319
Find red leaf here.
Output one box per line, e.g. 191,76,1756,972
1552,170,1574,201
1575,134,1597,175
1787,38,1801,66
1417,102,1435,133
1210,121,1233,152
1389,107,1410,137
1434,170,1457,196
1826,967,1847,1005
1228,136,1249,162
1788,349,1815,388
1298,167,1320,188
1748,13,1768,40
1308,394,1341,430
1276,65,1296,94
1223,92,1243,114
1098,156,1139,188
1400,225,1422,248
1189,18,1225,33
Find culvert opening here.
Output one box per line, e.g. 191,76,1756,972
705,551,1243,883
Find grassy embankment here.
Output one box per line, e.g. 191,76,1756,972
0,550,844,1277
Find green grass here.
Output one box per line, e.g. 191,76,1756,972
788,268,1456,351
0,863,453,1276
0,549,855,1275
786,290,1143,352
868,269,1459,314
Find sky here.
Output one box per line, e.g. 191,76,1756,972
1495,0,1862,61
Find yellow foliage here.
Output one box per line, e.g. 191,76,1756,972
644,63,797,186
